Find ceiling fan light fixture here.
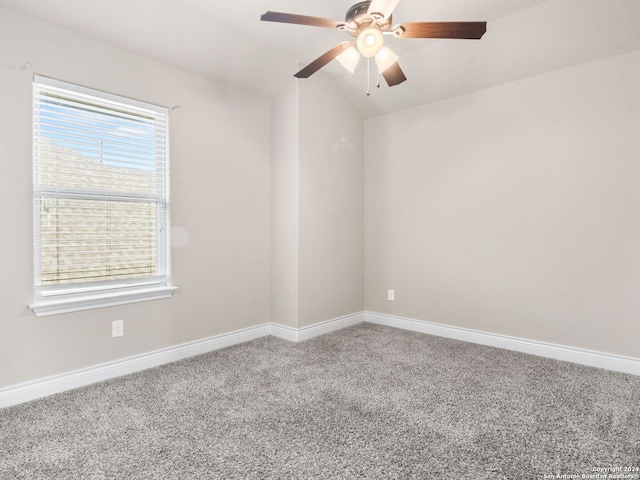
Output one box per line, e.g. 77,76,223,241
375,46,398,72
336,46,361,73
356,27,384,57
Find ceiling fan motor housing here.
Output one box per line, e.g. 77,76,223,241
345,1,392,35
345,1,371,23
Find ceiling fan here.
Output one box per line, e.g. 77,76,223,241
260,0,487,90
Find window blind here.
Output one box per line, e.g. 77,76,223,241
33,76,169,292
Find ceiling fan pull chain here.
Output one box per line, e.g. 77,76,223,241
366,57,371,96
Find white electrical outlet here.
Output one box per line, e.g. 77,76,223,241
388,289,395,301
112,319,124,338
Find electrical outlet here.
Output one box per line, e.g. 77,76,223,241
112,319,124,338
388,289,395,301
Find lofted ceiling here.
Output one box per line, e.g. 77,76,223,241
1,0,639,118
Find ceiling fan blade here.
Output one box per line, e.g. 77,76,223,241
382,61,407,87
368,0,400,19
294,42,352,79
395,21,487,39
260,11,343,29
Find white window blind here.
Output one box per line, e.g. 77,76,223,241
31,76,175,316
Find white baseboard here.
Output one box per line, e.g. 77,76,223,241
271,312,364,343
0,323,273,410
4,310,637,409
365,312,640,376
0,312,365,409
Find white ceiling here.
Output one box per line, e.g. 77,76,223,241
1,0,639,118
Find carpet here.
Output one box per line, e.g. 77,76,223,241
1,323,639,479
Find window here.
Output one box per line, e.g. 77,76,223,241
30,76,176,316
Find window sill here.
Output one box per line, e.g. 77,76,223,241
30,285,178,317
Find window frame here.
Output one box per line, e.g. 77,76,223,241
30,76,176,317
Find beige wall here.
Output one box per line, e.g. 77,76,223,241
365,50,640,358
271,80,300,328
271,77,365,328
298,79,364,327
0,8,271,387
1,6,364,390
4,1,636,392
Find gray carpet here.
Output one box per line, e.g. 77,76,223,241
1,323,639,479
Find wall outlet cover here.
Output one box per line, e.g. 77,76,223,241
112,320,124,338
